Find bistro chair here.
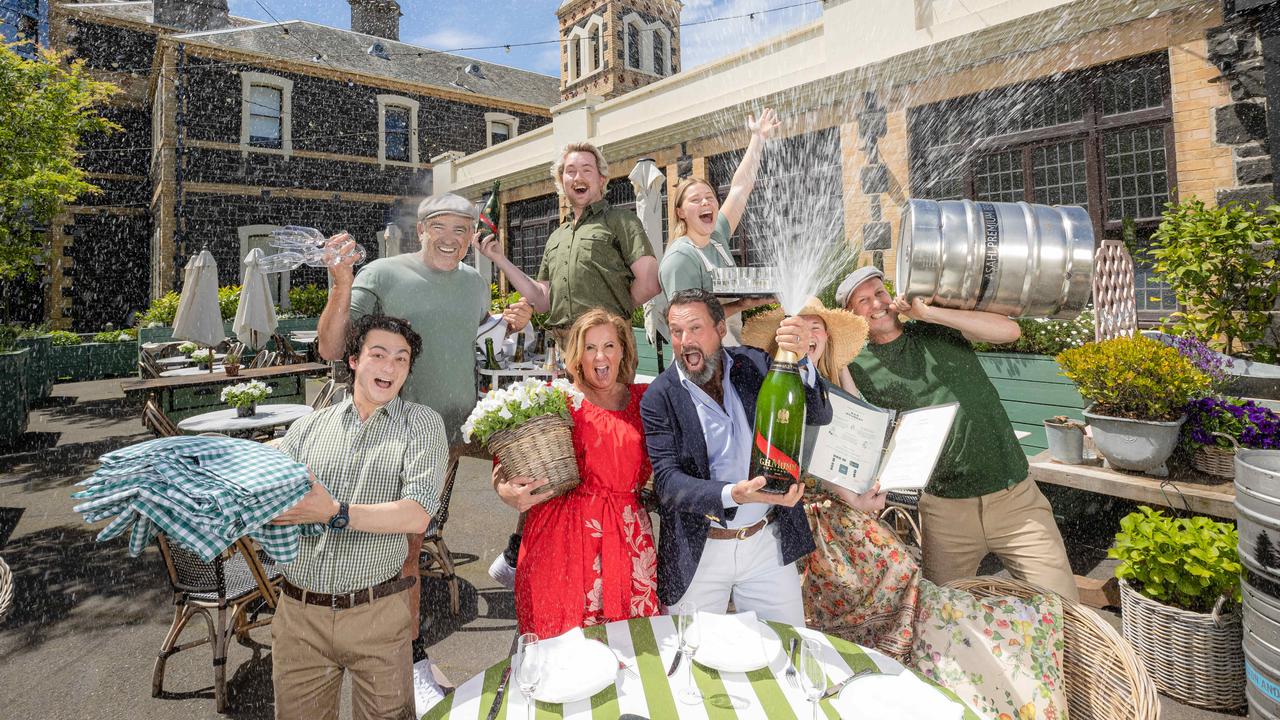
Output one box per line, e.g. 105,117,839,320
946,576,1159,720
142,399,181,438
152,534,282,713
138,353,164,379
246,350,275,370
271,334,303,365
309,379,348,411
880,490,923,554
419,455,462,615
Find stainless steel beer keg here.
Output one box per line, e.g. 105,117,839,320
895,199,1094,319
1239,449,1280,718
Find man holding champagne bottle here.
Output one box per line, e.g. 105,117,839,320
639,289,831,624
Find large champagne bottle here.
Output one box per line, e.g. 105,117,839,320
750,349,807,494
477,180,501,236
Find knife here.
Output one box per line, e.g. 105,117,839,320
484,665,512,720
820,667,879,700
666,650,682,677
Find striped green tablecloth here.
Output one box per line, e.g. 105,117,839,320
422,616,980,719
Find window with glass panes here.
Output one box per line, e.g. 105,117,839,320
384,106,411,162
627,24,641,70
908,53,1176,319
489,121,511,146
248,84,283,148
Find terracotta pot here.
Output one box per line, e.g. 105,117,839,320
224,364,241,377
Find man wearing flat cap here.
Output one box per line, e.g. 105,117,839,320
837,266,1078,601
316,192,532,648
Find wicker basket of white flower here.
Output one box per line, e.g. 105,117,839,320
463,378,584,499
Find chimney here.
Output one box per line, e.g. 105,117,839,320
153,0,232,32
349,0,401,41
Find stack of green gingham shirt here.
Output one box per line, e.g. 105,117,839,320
73,435,322,562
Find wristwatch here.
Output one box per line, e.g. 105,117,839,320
327,502,350,531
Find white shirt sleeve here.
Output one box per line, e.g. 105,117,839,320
721,483,740,508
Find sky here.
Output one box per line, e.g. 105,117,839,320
226,0,823,77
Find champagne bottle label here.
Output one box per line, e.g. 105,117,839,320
478,179,501,236
753,431,800,481
749,352,807,495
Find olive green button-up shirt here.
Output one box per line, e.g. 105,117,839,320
536,199,654,329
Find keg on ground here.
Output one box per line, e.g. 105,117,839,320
895,199,1094,319
1237,448,1280,719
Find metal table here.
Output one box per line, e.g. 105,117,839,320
177,403,313,435
161,365,227,377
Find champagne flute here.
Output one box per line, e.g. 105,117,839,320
515,632,543,720
673,600,702,704
798,639,828,720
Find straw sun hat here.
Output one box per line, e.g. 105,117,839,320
740,297,868,369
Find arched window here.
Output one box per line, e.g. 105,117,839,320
589,24,602,72
627,23,641,70
652,32,666,77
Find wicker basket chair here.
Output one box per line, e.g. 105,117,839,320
945,576,1159,720
152,535,282,712
419,454,462,615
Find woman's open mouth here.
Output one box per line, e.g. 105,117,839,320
699,210,714,224
593,364,611,382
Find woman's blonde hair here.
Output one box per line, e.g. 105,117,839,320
671,176,717,238
764,315,840,384
562,308,637,386
550,142,610,197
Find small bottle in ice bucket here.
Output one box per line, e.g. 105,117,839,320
484,338,501,370
513,332,525,364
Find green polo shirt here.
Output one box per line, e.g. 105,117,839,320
536,199,654,329
848,322,1028,499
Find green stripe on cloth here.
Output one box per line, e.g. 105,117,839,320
582,624,621,720
768,623,839,720
473,660,511,720
691,663,738,719
627,618,679,719
419,683,453,720
744,665,798,720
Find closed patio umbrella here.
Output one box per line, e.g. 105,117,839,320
172,249,226,351
233,248,278,350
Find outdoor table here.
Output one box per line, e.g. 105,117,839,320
122,362,330,424
422,616,978,719
156,353,226,368
177,403,313,435
161,365,227,377
477,364,560,396
1027,449,1235,519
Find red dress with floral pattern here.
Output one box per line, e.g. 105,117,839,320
515,384,659,638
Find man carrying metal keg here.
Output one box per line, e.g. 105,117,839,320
838,266,1079,601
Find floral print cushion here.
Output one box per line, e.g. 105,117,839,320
912,581,1068,720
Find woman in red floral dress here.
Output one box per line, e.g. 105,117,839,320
494,309,658,638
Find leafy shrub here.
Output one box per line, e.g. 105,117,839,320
91,329,135,343
489,285,549,330
49,330,81,346
1149,198,1280,353
218,285,240,321
288,284,328,317
0,325,18,352
974,310,1094,355
17,325,48,338
630,306,645,328
1110,506,1240,612
1057,335,1210,420
138,291,180,327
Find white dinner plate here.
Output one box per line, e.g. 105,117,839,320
835,671,966,719
533,637,617,704
692,620,783,673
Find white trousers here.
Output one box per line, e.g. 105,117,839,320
673,525,805,626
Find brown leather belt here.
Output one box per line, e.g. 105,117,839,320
707,516,771,541
281,575,416,609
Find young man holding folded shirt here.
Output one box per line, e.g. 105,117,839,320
270,313,446,720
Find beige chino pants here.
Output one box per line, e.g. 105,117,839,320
271,589,416,720
918,478,1079,601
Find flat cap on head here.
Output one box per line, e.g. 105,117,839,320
417,193,478,222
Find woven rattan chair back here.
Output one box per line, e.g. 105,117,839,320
1093,238,1138,342
138,353,163,379
247,350,275,370
420,454,462,614
945,576,1159,720
142,399,181,437
271,334,303,364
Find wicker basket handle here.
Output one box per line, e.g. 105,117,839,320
1210,431,1240,451
1211,594,1233,626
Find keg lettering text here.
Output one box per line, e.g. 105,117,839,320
978,202,1000,306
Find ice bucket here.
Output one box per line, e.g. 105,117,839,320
895,199,1094,319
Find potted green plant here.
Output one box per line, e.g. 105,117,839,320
1057,335,1210,473
221,380,271,417
189,347,216,369
1110,506,1244,709
223,349,242,377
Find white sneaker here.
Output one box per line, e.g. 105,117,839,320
488,553,516,589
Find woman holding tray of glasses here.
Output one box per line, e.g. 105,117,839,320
492,309,659,639
742,298,922,661
658,108,783,345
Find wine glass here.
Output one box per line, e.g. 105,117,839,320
673,600,702,704
798,639,828,719
515,632,543,720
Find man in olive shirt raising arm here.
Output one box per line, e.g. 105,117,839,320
839,267,1078,600
271,314,445,720
474,141,660,334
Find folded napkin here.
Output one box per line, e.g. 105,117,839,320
830,671,966,719
692,611,769,672
532,627,617,704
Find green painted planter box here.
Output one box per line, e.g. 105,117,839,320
50,340,138,381
976,352,1085,457
633,328,673,378
138,318,317,357
15,334,52,402
0,347,30,443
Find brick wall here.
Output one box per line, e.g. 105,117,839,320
1170,35,1238,205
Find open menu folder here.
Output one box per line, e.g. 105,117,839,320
802,387,958,494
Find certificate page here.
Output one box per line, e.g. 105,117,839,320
805,387,892,494
876,403,958,492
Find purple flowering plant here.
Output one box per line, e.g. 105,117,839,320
1182,396,1280,450
1170,335,1234,392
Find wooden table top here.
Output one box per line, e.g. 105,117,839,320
1027,449,1236,519
121,362,330,393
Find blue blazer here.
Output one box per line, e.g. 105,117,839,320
639,345,831,606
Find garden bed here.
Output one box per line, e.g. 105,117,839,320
49,339,137,381
0,348,30,443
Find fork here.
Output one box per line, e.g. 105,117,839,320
612,651,641,680
784,637,799,689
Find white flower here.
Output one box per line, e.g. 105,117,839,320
498,406,512,420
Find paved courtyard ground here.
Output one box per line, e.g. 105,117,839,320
0,378,1247,719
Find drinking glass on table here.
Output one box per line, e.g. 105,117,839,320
673,600,702,704
515,632,543,720
798,639,828,720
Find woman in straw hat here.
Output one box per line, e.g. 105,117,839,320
742,298,922,660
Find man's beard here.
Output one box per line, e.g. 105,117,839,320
676,345,721,387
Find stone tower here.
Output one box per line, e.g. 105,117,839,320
348,0,401,41
556,0,682,102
